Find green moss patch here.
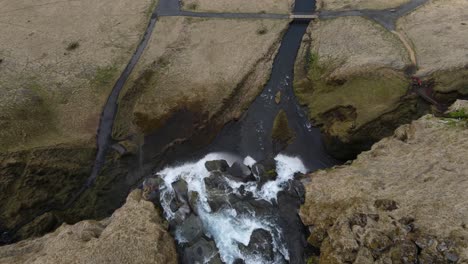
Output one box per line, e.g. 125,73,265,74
272,109,295,144
294,51,409,141
91,65,119,89
448,109,468,120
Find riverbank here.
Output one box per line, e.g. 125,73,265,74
294,0,468,160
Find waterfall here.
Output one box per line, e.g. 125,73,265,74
155,153,307,264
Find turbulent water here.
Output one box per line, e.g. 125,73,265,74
156,153,307,264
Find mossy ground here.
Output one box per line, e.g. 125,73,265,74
294,51,409,141
272,109,295,144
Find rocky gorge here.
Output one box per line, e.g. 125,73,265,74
0,0,467,263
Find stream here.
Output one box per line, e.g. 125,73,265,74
144,0,337,263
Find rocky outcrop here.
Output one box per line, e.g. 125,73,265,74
300,101,468,263
0,146,96,241
0,190,177,264
294,0,468,160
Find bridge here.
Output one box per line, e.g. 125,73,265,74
290,13,318,20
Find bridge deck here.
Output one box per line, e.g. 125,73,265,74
289,13,318,19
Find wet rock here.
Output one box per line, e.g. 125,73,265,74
246,199,276,217
239,229,274,261
253,163,278,188
251,163,265,181
205,160,229,172
280,179,305,203
233,259,245,264
232,201,256,216
183,238,219,264
172,203,191,225
226,162,254,182
207,193,239,212
170,180,191,221
204,172,232,192
374,199,399,211
172,179,189,202
142,176,164,202
238,185,253,199
177,214,203,245
188,191,200,215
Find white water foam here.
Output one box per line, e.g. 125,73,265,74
243,156,257,167
156,153,307,264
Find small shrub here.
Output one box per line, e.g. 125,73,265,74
187,3,198,10
66,41,80,51
257,27,268,35
448,109,468,120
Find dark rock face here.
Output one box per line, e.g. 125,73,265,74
251,161,278,188
239,229,274,261
172,179,189,202
177,214,203,245
204,160,229,172
183,238,221,264
277,179,308,264
226,162,254,182
204,172,232,192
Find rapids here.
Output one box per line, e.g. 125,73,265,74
156,153,307,264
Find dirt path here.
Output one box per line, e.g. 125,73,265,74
318,0,428,30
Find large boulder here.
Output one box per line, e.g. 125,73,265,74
239,229,275,261
205,160,229,172
227,162,254,183
300,103,468,263
0,190,178,264
182,238,222,264
177,214,204,245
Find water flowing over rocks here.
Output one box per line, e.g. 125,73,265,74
151,153,310,264
0,190,178,264
300,100,468,263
